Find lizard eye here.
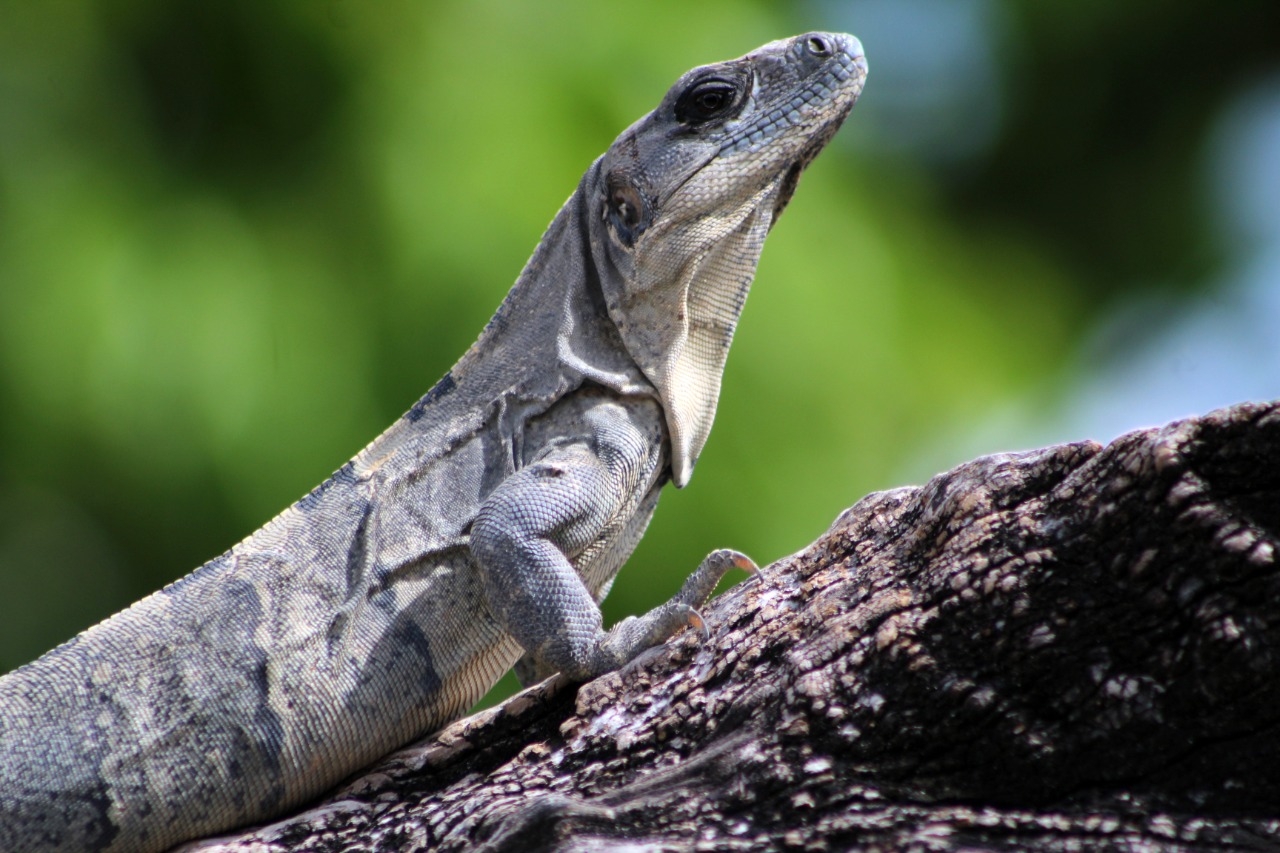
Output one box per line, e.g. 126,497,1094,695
675,78,739,124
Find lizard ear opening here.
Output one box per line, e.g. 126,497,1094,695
604,174,650,249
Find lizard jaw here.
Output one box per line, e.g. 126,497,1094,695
771,161,805,225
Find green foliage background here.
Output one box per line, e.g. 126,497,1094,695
1,0,1276,698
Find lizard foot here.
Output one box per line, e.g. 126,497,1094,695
581,548,755,678
672,548,757,611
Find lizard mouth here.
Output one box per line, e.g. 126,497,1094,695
768,104,852,226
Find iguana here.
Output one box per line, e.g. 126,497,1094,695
0,32,866,853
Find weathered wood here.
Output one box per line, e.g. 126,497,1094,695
182,400,1280,852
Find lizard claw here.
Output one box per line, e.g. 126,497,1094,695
684,606,709,640
721,549,758,574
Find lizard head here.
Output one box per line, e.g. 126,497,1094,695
596,32,868,487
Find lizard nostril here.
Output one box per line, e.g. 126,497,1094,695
806,34,832,57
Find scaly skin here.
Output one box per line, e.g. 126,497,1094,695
0,33,866,853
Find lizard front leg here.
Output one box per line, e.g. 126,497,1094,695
471,404,751,683
508,546,753,686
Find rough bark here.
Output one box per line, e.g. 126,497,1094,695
181,400,1280,852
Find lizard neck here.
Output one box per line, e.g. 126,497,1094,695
459,167,659,404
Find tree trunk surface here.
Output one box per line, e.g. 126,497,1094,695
181,400,1280,852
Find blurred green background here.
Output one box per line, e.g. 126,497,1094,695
3,0,1279,702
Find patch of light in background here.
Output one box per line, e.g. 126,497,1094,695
815,0,1005,168
821,0,1279,472
1016,76,1280,451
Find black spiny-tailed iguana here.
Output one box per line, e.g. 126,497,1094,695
0,32,866,853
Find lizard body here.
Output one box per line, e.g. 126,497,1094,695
0,32,866,852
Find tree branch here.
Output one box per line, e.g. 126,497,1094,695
181,400,1280,852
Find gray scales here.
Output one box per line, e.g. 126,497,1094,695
0,33,867,853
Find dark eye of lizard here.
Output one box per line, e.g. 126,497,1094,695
675,79,738,124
